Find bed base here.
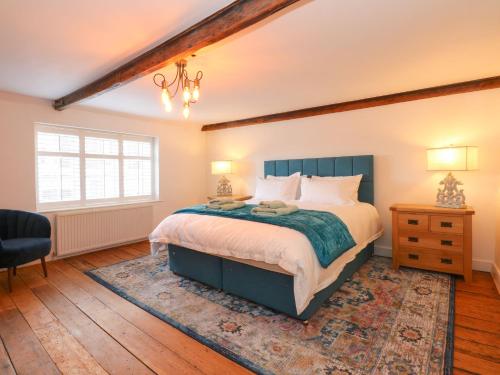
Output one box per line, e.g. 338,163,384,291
168,242,374,320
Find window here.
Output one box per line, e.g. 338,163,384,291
35,124,158,210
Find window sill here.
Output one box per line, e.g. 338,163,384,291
38,200,163,214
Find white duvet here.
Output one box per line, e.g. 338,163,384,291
149,199,383,314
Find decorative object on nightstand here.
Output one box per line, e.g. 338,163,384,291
427,146,478,208
207,194,252,202
390,204,474,283
211,160,233,196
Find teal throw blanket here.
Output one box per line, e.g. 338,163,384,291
174,204,356,268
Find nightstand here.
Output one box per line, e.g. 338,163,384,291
390,204,474,283
207,194,252,201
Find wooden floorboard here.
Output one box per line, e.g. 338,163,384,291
0,307,61,374
0,241,498,374
455,281,500,299
454,351,500,374
454,337,500,363
37,264,199,375
455,325,500,348
63,256,95,272
32,281,155,375
51,259,250,375
452,368,477,375
126,241,151,253
455,291,500,312
122,244,151,258
104,246,140,261
0,337,16,375
455,314,500,335
9,273,108,374
77,250,123,268
453,271,500,374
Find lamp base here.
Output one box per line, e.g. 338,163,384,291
435,202,466,209
216,175,232,196
435,172,466,209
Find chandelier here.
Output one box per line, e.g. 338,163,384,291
153,59,203,119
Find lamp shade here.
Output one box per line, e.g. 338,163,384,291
427,146,478,171
211,160,232,175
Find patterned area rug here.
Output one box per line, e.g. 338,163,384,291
87,253,454,375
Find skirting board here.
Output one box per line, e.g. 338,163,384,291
492,263,500,294
374,245,493,272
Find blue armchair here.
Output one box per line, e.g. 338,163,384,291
0,210,51,292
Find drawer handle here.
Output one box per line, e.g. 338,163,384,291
441,240,453,246
408,236,419,243
440,258,452,264
408,219,419,225
440,221,453,228
408,254,419,260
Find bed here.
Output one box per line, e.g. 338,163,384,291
150,155,382,320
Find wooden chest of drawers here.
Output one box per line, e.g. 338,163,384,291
390,204,474,282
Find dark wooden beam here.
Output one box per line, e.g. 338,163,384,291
53,0,302,110
201,75,500,131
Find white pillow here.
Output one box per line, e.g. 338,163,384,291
310,174,363,203
267,171,300,179
299,174,363,205
266,172,301,199
255,175,300,201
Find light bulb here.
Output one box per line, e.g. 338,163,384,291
183,85,191,103
192,86,200,101
183,103,190,119
192,79,200,101
164,101,172,113
161,87,172,112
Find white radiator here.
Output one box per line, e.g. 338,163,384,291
55,205,153,257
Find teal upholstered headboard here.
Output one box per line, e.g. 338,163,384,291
264,155,374,205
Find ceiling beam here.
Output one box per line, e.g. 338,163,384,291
53,0,302,110
201,75,500,131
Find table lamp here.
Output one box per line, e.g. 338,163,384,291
427,146,478,208
211,160,233,196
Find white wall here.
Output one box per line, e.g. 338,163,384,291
206,89,500,270
0,91,207,257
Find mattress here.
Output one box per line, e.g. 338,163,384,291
150,199,383,314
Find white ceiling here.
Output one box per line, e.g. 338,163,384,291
1,0,499,124
0,0,232,98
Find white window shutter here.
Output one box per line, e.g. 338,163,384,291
35,124,157,210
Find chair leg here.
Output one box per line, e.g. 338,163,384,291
13,266,16,276
41,257,48,278
7,268,13,293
